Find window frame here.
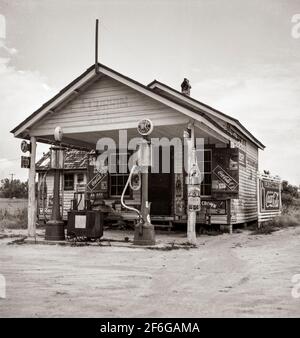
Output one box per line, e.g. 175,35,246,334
64,173,75,191
196,149,212,197
109,152,132,199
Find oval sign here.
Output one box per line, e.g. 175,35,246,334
137,119,153,136
54,126,63,142
21,140,29,153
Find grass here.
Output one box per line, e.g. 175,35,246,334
251,208,300,235
0,198,28,230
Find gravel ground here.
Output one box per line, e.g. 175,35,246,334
0,227,299,317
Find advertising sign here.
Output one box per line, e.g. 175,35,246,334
86,170,107,192
188,186,201,212
21,156,30,168
201,200,227,215
212,148,239,198
260,179,280,212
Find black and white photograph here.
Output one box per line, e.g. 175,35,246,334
0,0,300,324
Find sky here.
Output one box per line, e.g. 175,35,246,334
0,0,299,185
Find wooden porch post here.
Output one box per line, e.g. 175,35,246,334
28,136,37,237
186,123,197,245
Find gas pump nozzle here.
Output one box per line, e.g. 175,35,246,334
120,164,142,222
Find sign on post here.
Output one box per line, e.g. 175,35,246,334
21,156,30,168
188,186,201,212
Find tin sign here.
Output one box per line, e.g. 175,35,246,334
21,156,30,168
86,170,107,192
188,186,201,212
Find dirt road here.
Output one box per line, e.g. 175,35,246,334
0,227,299,317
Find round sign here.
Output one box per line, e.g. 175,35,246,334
54,126,63,142
137,119,153,136
21,140,29,153
129,168,141,191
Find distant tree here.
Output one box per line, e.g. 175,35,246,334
281,180,299,212
0,178,28,198
282,180,299,198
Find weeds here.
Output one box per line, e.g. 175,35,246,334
251,209,300,235
0,207,27,230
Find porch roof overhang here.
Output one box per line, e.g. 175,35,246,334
10,63,253,150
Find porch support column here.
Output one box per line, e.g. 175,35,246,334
28,136,37,237
185,123,198,245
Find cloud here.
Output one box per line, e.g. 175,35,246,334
0,48,55,181
192,63,300,185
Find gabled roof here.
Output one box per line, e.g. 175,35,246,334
36,149,88,172
11,63,264,150
148,79,265,149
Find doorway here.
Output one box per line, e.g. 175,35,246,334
148,146,173,216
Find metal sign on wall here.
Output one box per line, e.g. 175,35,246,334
211,148,239,199
200,200,227,215
260,179,280,212
86,170,107,192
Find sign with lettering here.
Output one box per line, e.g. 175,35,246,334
260,179,281,212
201,200,226,215
212,148,239,198
239,149,246,167
213,166,239,191
21,156,30,168
86,170,107,192
188,186,201,212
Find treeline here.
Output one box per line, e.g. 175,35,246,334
281,180,299,213
0,178,28,198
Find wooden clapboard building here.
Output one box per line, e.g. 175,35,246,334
36,149,89,221
11,63,280,230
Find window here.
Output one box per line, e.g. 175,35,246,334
196,149,212,196
64,173,74,191
77,173,84,184
109,152,130,197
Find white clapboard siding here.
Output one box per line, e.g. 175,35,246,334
31,75,188,135
38,171,142,222
38,172,87,221
231,141,259,224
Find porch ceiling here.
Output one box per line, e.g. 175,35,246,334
34,123,227,150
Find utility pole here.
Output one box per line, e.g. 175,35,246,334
95,19,100,74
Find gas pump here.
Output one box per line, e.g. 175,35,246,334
121,119,155,245
67,152,105,240
45,126,65,241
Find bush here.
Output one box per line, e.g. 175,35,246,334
251,209,300,235
0,207,28,230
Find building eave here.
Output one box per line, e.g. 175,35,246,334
148,80,265,150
